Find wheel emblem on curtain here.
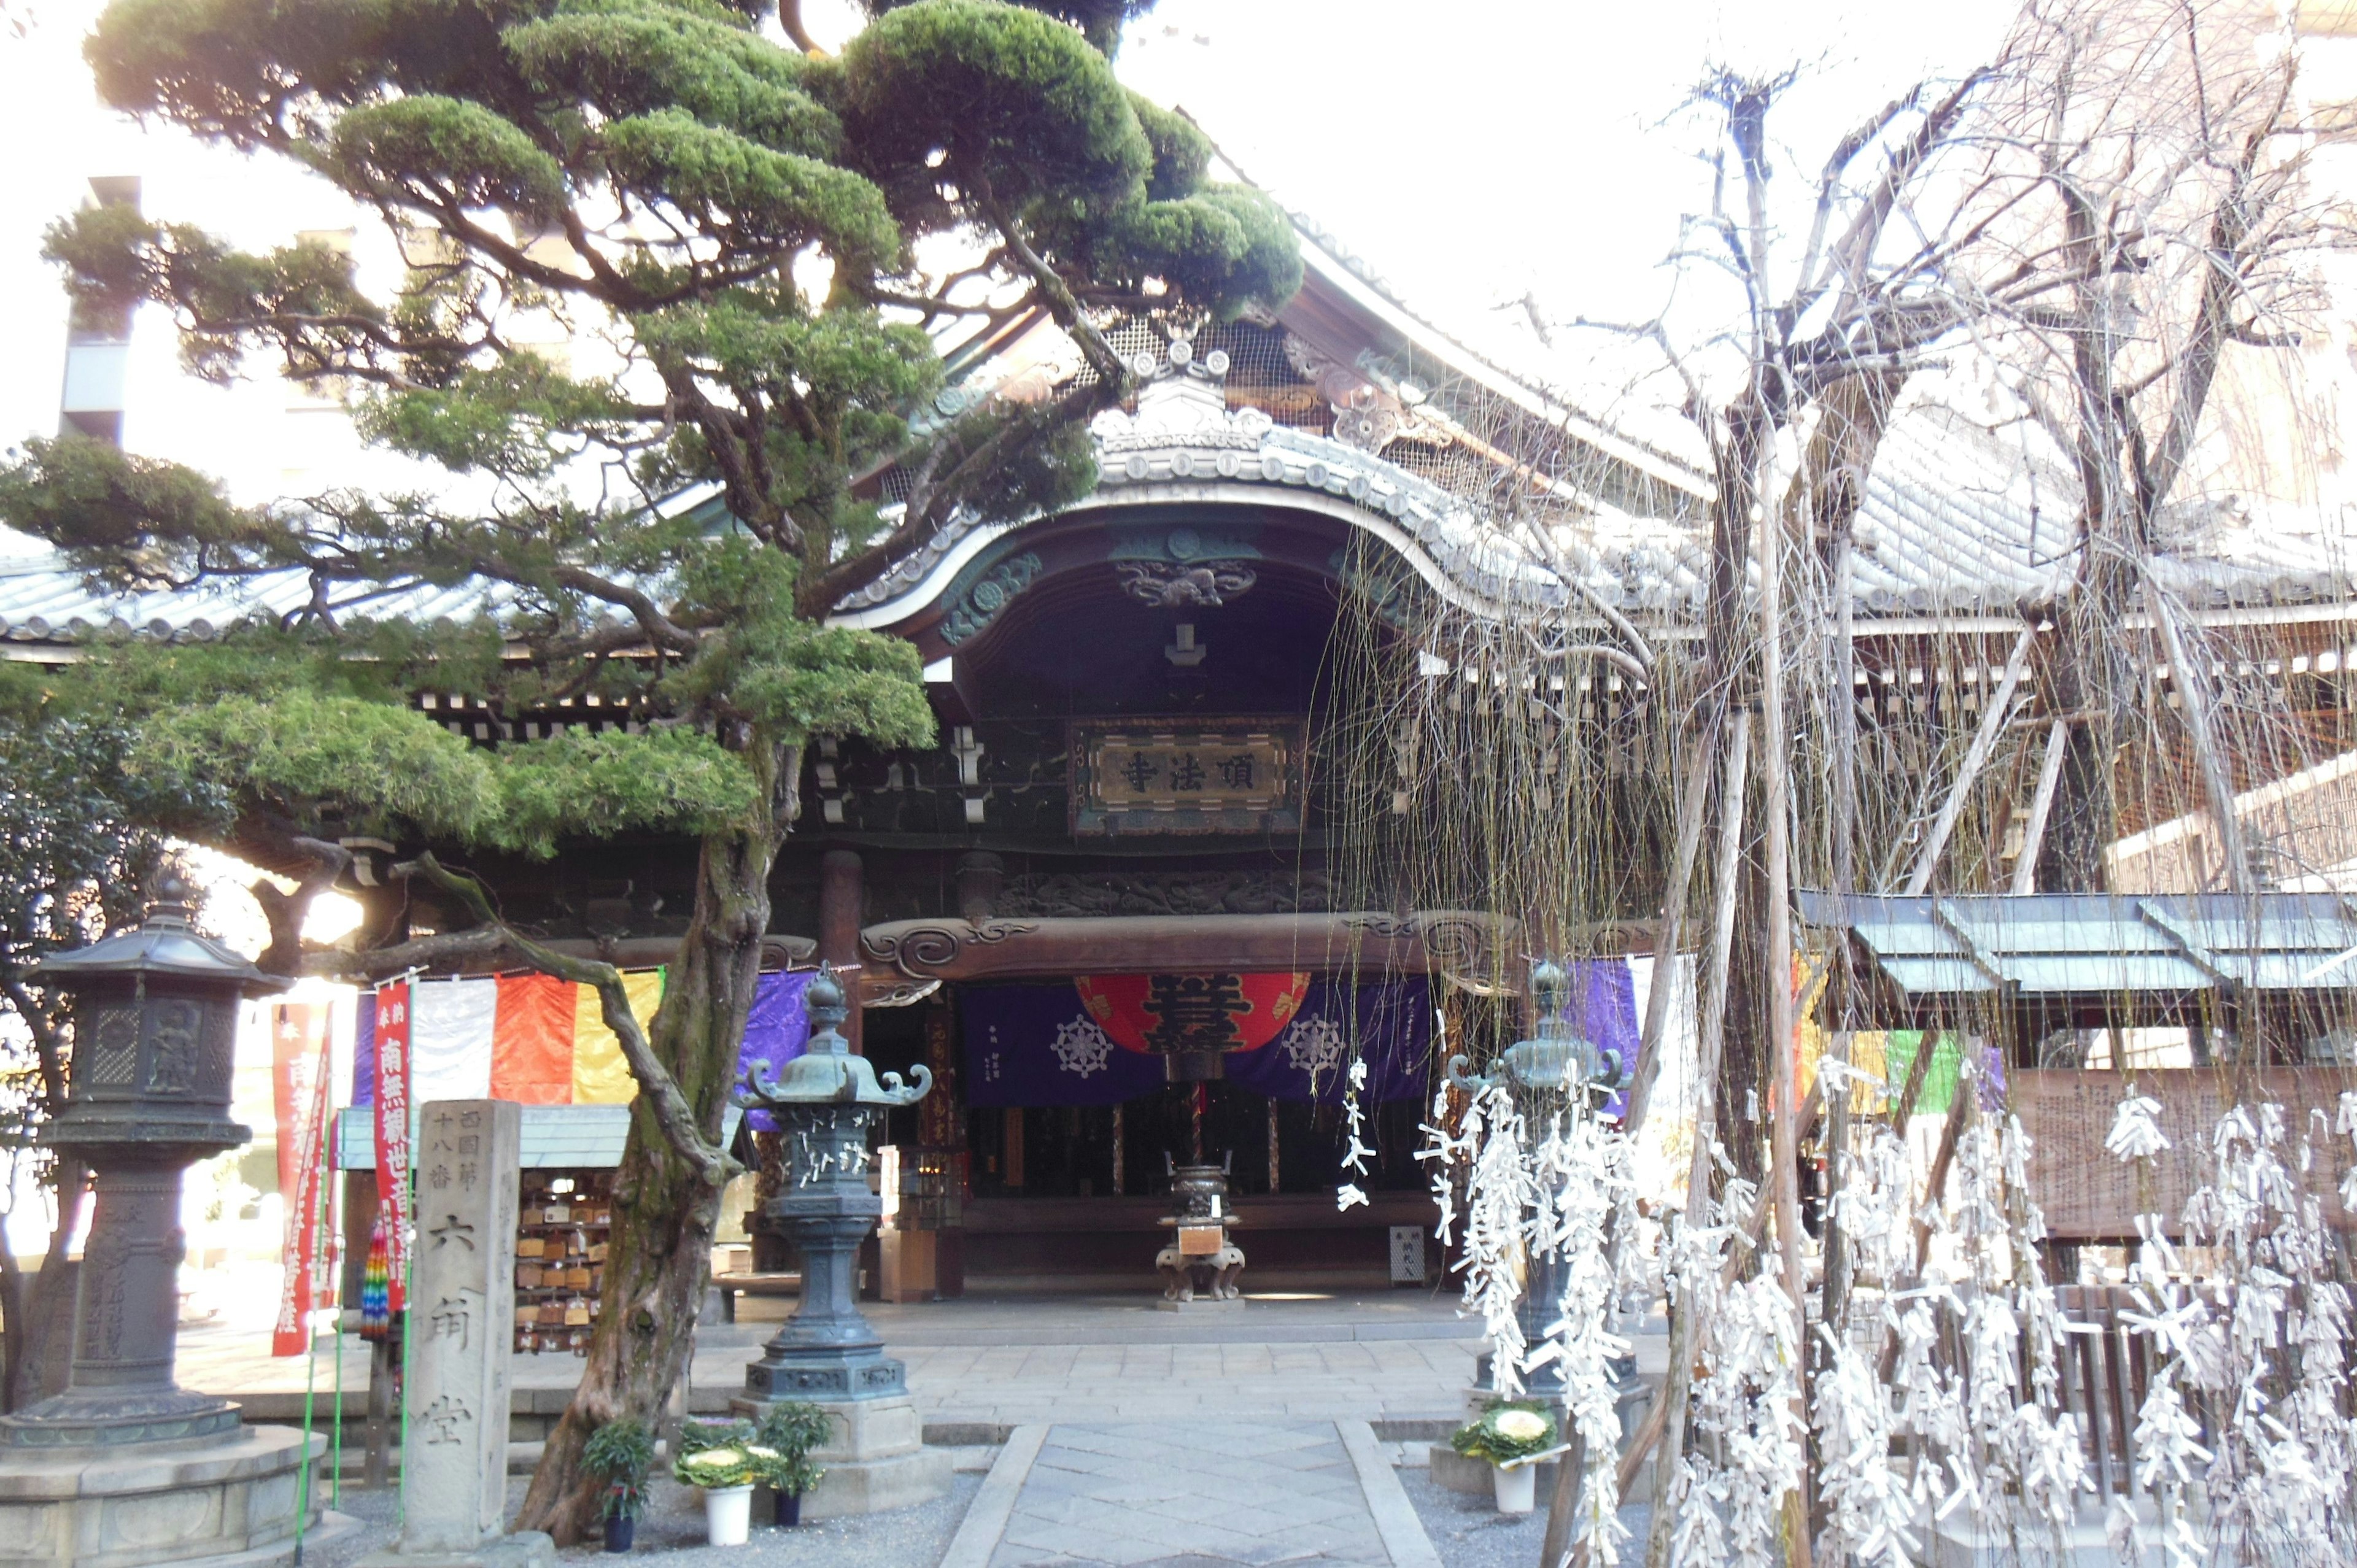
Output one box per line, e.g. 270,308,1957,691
1050,1018,1117,1078
1279,1014,1347,1075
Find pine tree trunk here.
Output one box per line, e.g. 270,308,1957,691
514,819,778,1544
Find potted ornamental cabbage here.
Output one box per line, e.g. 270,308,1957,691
581,1418,654,1553
1449,1401,1561,1515
753,1404,832,1526
673,1418,761,1546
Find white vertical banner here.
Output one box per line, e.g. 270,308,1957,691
408,978,498,1104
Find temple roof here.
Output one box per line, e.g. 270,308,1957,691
4,217,2353,652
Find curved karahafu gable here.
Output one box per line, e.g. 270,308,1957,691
830,340,1569,642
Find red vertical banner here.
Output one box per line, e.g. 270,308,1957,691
372,982,412,1315
272,1003,335,1358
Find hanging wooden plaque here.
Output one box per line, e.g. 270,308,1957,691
1070,718,1302,836
2012,1068,2357,1240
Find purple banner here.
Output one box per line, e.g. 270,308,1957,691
962,983,1167,1107
1227,978,1433,1103
740,970,816,1130
961,978,1434,1107
1553,959,1639,1115
352,997,376,1109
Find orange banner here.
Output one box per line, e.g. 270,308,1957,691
493,973,576,1105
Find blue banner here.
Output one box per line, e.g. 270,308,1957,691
1555,959,1639,1115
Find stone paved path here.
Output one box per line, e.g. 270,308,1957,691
961,1420,1435,1568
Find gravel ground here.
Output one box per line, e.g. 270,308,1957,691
303,1470,983,1568
1398,1467,1652,1568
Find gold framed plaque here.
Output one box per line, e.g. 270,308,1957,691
1069,719,1302,836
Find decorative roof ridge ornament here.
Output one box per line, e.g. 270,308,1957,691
1091,338,1267,454
733,963,931,1109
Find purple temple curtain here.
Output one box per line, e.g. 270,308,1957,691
1225,978,1432,1103
961,983,1168,1107
1552,958,1639,1115
960,978,1434,1108
739,970,815,1130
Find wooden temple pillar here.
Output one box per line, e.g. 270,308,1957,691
819,848,864,1055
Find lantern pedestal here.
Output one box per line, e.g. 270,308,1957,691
0,1426,342,1568
728,1393,952,1521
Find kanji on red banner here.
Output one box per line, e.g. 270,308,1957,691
271,1003,336,1358
372,982,412,1316
1073,972,1308,1056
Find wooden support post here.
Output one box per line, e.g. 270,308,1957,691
1752,448,1812,1568
363,1321,398,1488
1548,713,1745,1568
1622,713,1721,1140
1903,625,2038,896
1878,1058,1975,1385
2146,581,2256,895
820,848,865,1054
2010,718,2071,895
1639,710,1752,1568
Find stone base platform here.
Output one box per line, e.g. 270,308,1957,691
352,1531,554,1568
1150,1296,1244,1313
732,1392,951,1520
0,1424,324,1568
183,1510,362,1568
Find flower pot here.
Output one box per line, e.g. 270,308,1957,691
703,1484,755,1546
603,1514,635,1553
1492,1461,1537,1515
770,1489,802,1527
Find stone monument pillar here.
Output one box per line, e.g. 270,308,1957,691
732,968,951,1517
358,1100,551,1568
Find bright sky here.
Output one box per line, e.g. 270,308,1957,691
0,0,2021,494
1112,0,2020,337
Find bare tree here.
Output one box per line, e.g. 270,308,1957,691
1951,0,2325,895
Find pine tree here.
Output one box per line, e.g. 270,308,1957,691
0,0,1298,1536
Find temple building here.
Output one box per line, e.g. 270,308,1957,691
8,209,2357,1308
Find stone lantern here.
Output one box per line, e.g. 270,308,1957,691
3,876,284,1450
729,965,950,1515
1446,960,1639,1412
0,878,332,1568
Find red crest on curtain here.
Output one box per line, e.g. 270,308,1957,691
1073,972,1309,1056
